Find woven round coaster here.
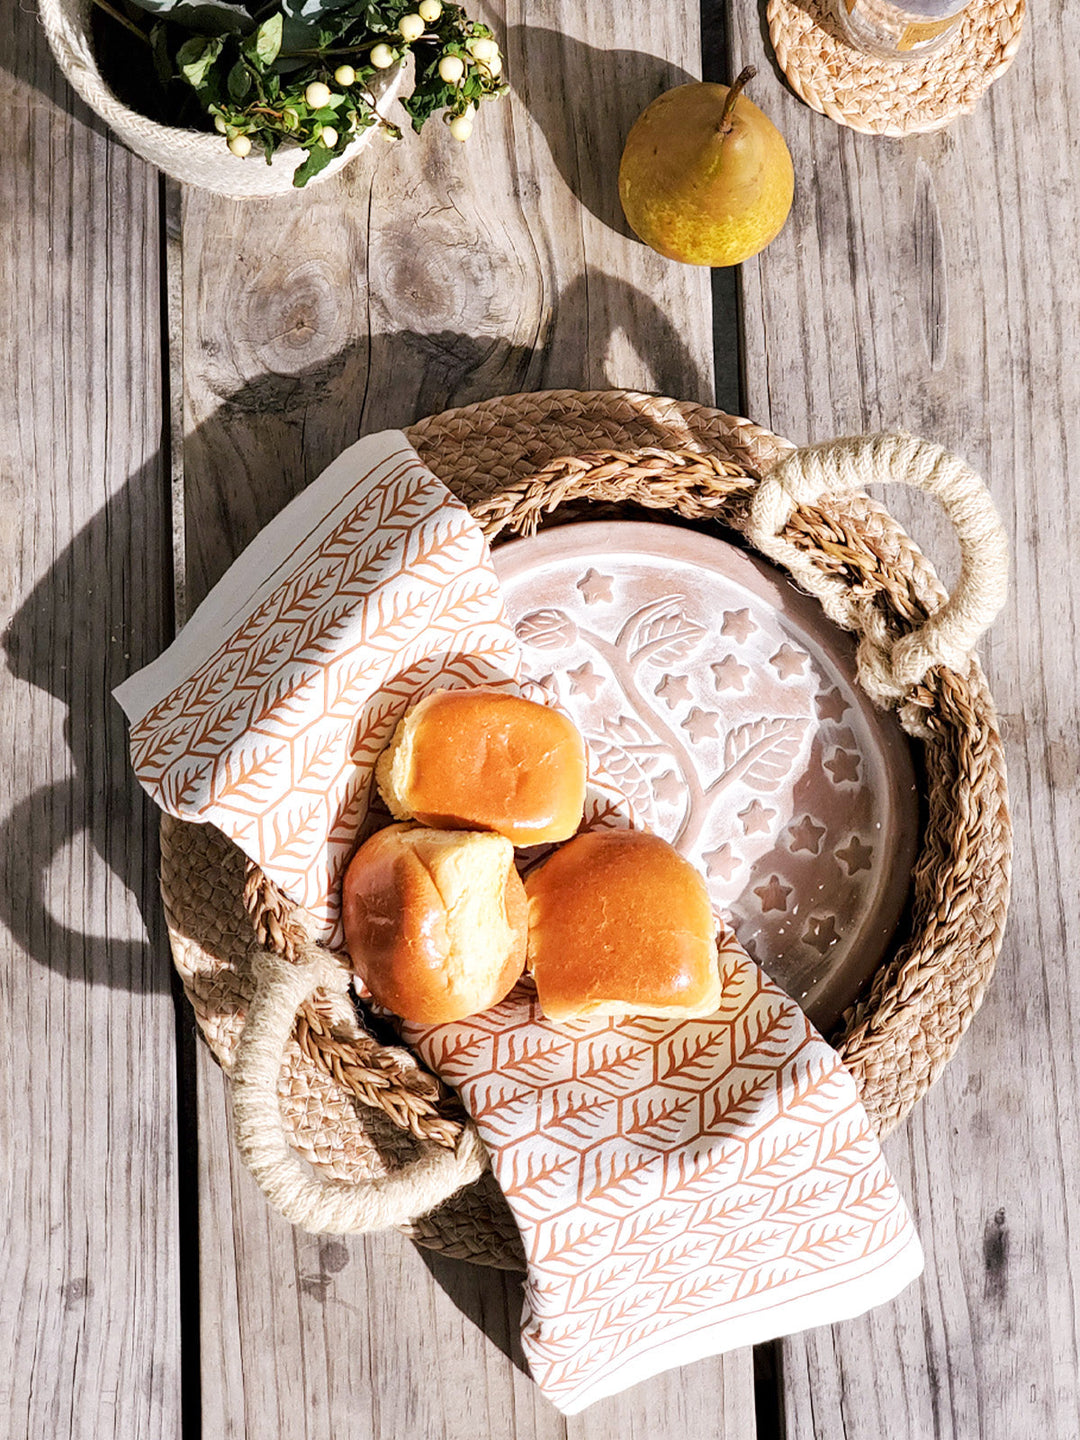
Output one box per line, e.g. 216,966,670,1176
767,0,1025,136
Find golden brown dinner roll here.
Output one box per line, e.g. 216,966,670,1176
376,687,587,846
342,823,528,1024
525,829,721,1021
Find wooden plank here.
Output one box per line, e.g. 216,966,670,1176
728,7,1080,1439
0,14,180,1440
176,2,755,1434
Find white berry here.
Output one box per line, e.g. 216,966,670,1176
333,64,356,87
448,114,473,141
228,134,252,157
370,42,396,68
478,53,502,78
320,126,339,148
469,36,498,61
438,54,464,83
213,114,228,134
418,0,442,19
305,81,331,108
398,13,425,41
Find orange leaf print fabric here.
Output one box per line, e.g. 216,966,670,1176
404,925,922,1415
114,433,524,947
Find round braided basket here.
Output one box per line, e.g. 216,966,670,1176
160,389,1011,1268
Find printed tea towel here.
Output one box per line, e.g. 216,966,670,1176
404,955,922,1413
115,429,922,1414
114,431,523,948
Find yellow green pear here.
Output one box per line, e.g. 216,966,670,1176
619,69,794,268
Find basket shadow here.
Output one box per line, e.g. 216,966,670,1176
0,443,174,994
412,1242,532,1374
1,302,708,995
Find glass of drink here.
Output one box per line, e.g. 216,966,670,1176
831,0,971,59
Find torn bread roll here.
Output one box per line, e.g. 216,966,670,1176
525,829,722,1021
342,824,528,1024
376,686,587,846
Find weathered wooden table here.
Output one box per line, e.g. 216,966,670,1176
3,1,1078,1436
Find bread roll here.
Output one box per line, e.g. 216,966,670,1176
342,823,528,1024
524,829,721,1021
376,687,587,846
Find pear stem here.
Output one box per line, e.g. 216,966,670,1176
719,65,757,134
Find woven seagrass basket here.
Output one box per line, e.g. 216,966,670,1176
160,389,1011,1269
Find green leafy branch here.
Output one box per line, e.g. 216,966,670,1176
93,0,508,186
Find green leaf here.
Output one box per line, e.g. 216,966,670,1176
245,12,283,65
292,141,336,187
177,34,226,89
126,0,255,36
227,59,252,99
149,20,174,88
401,77,453,133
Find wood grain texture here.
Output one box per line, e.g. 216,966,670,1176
0,12,179,1440
177,1,754,1434
729,5,1080,1438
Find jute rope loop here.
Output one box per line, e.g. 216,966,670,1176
232,943,487,1233
747,433,1010,709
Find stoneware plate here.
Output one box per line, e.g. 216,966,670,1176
494,521,919,1032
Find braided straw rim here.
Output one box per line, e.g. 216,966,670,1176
767,0,1025,136
37,0,401,196
159,390,1011,1264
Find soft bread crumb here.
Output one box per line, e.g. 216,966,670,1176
408,829,518,1007
375,706,417,819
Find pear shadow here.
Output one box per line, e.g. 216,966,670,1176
506,25,695,240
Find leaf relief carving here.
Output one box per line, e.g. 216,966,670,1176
586,713,667,819
628,597,708,667
515,608,578,651
717,715,811,793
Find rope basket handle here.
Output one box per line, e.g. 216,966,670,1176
231,943,486,1233
746,432,1010,708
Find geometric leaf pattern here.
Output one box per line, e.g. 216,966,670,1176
120,436,526,947
405,924,923,1416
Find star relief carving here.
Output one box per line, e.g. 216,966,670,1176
710,654,750,692
804,914,840,953
769,643,809,680
567,662,604,700
654,674,692,709
754,875,792,913
815,686,849,723
576,568,614,605
652,771,684,805
738,800,775,835
720,608,756,644
824,749,861,784
836,835,873,874
704,844,740,881
682,707,720,743
788,814,826,855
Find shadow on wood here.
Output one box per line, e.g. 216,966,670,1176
412,1241,532,1374
0,446,174,993
1,289,706,1000
506,25,695,240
